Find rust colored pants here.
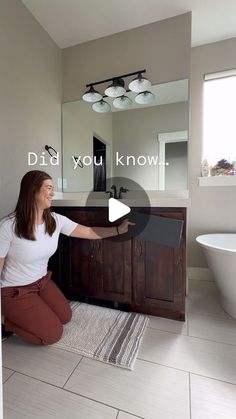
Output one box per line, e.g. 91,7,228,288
1,272,72,345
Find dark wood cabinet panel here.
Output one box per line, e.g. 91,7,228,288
49,206,186,320
66,237,132,302
131,209,186,320
99,238,132,302
134,240,176,302
132,239,185,320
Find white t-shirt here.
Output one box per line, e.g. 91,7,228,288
0,212,78,287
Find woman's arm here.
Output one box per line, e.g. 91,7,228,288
69,219,134,239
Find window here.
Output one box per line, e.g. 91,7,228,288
203,70,236,176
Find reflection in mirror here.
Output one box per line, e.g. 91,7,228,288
62,79,189,192
158,130,188,190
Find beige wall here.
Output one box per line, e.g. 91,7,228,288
62,13,191,102
188,37,236,267
0,0,62,218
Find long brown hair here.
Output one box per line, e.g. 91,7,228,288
14,170,56,240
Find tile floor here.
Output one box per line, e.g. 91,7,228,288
2,279,236,419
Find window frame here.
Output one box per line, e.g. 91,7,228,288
200,69,236,187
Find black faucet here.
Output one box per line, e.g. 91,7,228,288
118,187,129,199
110,185,117,199
105,191,112,198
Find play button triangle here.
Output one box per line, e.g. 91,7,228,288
108,198,131,222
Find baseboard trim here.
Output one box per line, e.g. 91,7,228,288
187,267,214,281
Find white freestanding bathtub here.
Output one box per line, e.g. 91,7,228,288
196,234,236,319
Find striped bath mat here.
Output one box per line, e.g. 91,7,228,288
54,302,148,370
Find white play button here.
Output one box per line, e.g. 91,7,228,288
108,198,131,222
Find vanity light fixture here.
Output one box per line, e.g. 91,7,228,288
104,78,126,98
135,91,155,105
92,99,111,113
82,69,154,112
113,95,132,109
128,72,151,93
82,85,103,102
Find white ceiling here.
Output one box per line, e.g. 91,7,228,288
21,0,236,49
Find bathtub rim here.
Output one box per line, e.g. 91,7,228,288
196,233,236,255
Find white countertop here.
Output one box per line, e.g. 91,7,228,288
52,190,191,208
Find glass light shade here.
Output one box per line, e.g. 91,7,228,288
82,86,103,102
113,95,132,109
105,78,126,98
134,91,155,104
92,99,111,113
129,74,151,93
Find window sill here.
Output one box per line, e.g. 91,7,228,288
198,176,236,187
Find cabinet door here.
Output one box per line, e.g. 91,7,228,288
61,207,107,299
93,238,132,303
65,236,132,303
51,208,132,303
132,209,186,320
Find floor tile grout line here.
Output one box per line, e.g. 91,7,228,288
190,371,236,387
116,409,145,419
5,361,236,409
137,356,191,374
4,369,143,416
187,309,235,322
4,357,236,414
3,369,69,391
6,319,236,350
53,385,123,415
189,373,192,419
50,345,86,356
137,357,236,387
187,310,232,321
2,370,16,385
145,324,236,347
4,339,236,388
187,333,236,347
2,366,15,372
147,325,187,335
62,355,83,389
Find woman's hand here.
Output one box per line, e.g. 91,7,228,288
117,219,135,235
70,218,135,240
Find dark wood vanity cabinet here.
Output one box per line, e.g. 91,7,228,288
49,207,186,320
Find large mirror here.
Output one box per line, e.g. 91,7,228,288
62,79,189,192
